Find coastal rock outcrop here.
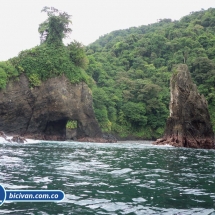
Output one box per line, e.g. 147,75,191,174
0,74,103,141
153,64,214,149
11,135,27,143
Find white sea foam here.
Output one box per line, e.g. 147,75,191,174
0,137,10,143
25,138,41,144
0,135,41,144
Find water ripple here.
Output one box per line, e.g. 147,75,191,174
0,141,215,214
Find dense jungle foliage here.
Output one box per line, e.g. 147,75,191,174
86,8,215,139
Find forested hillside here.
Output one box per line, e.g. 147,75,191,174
86,8,215,139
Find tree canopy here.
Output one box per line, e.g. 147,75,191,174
38,6,72,44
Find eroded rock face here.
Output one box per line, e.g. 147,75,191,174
0,74,102,140
153,64,214,149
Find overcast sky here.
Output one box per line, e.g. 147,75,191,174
0,0,215,61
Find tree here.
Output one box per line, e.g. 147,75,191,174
67,41,89,70
122,102,147,127
38,6,72,44
0,68,7,89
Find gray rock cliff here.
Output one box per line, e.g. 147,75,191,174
154,64,214,149
0,74,102,140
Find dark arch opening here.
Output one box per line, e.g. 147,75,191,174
44,119,68,140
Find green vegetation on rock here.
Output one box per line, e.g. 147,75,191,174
9,42,89,85
0,61,19,89
66,120,77,129
0,7,90,90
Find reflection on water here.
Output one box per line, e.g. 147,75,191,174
0,140,215,214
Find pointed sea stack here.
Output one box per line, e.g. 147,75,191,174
154,64,214,149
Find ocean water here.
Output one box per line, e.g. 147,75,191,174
0,139,215,214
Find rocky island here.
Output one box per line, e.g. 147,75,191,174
0,7,115,143
154,64,214,149
0,74,103,141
